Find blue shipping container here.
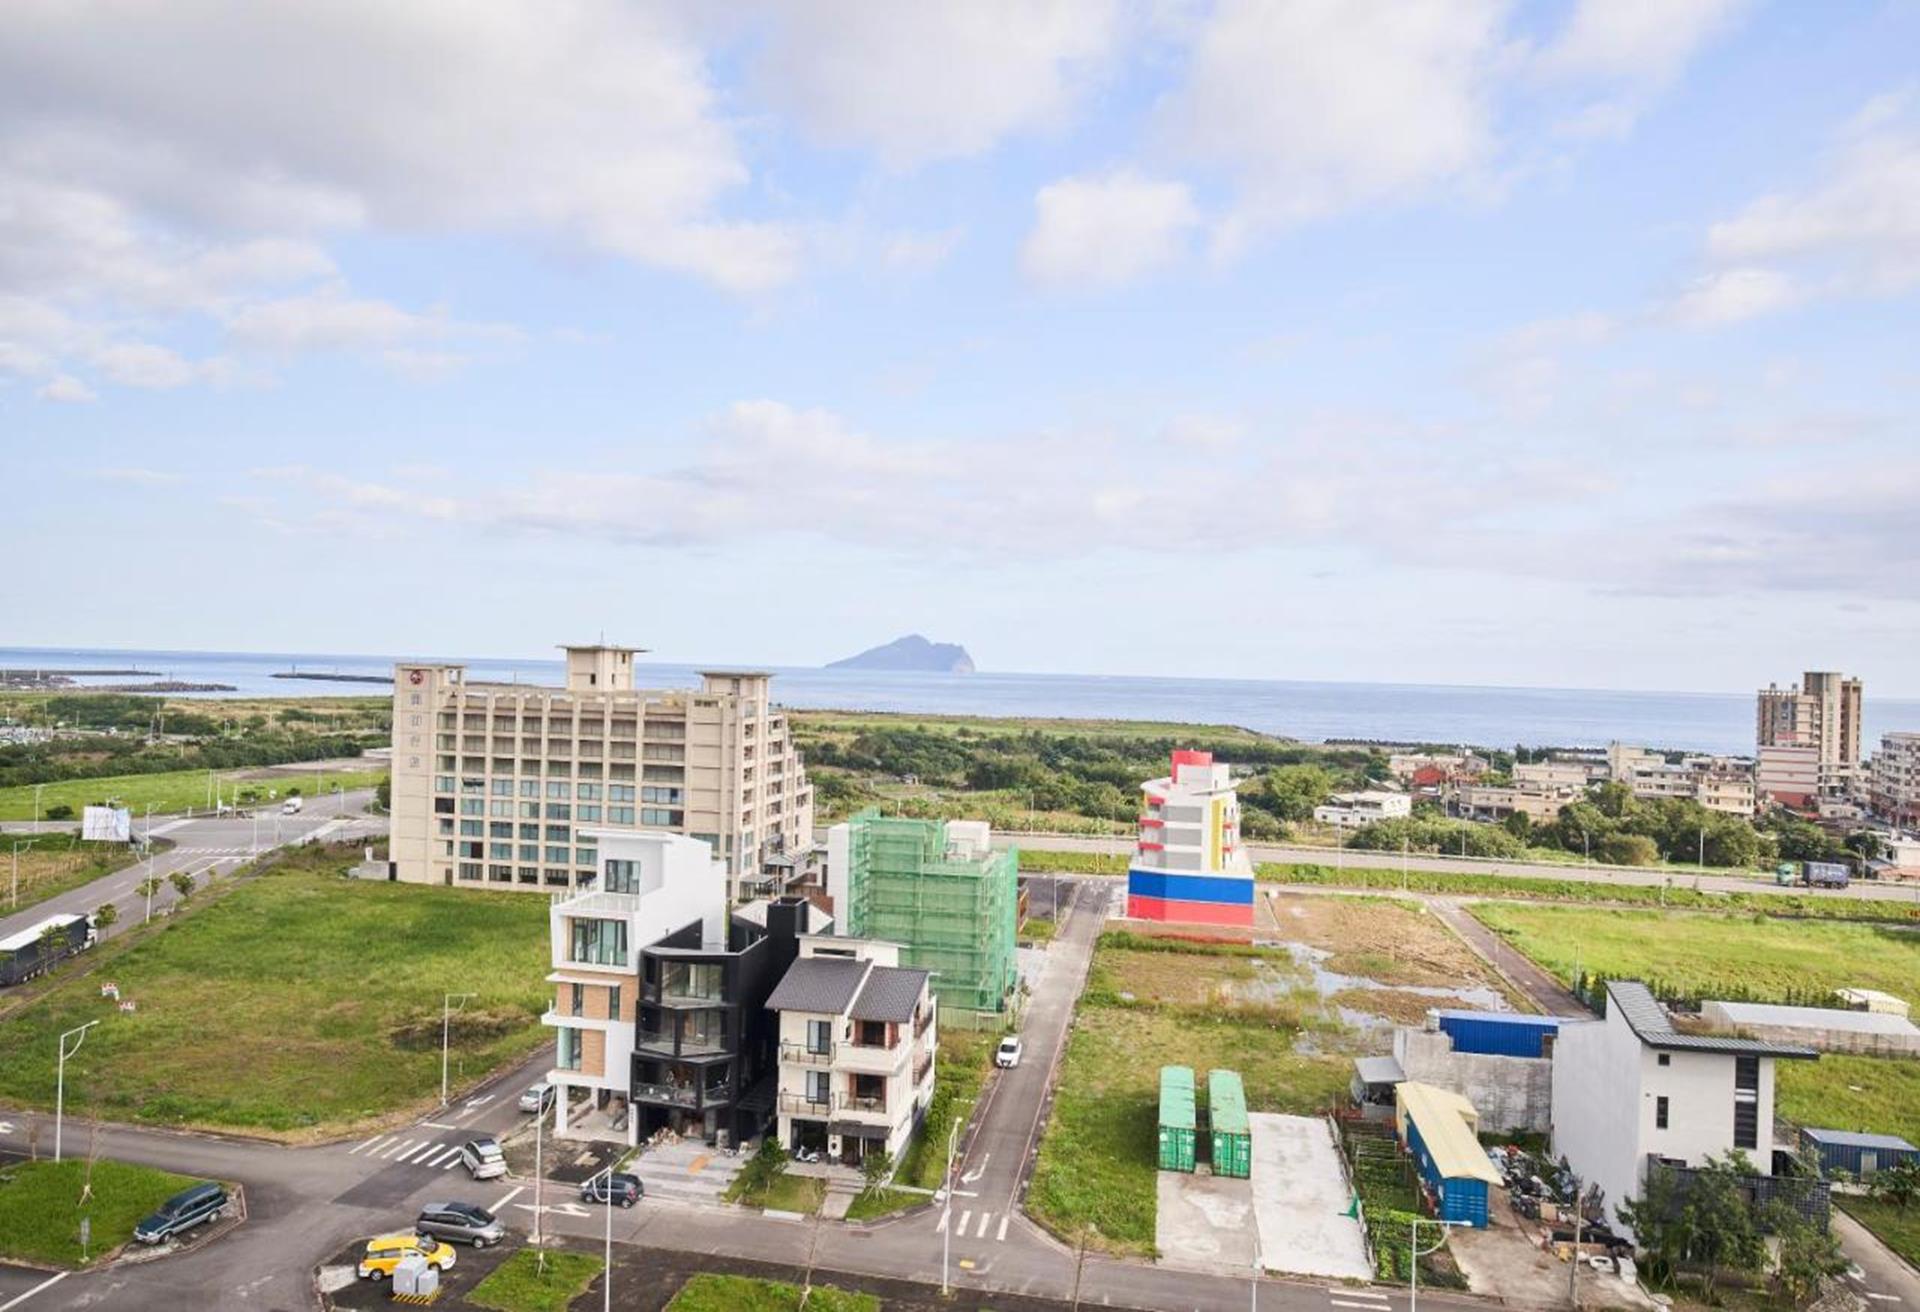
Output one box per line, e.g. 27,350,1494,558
1125,870,1254,905
1800,1128,1919,1179
1435,1011,1560,1059
1405,1117,1490,1227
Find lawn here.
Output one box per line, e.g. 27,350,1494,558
725,1170,825,1215
1839,1196,1920,1270
1,832,134,916
666,1273,878,1311
0,1158,198,1267
0,843,553,1137
1028,933,1352,1255
1468,904,1920,1009
897,1028,997,1190
844,1186,922,1221
469,1248,605,1312
0,765,387,821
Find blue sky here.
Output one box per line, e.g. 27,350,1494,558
3,1,1918,694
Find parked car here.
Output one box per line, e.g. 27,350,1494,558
518,1081,557,1114
995,1036,1022,1068
357,1232,456,1281
580,1173,643,1208
414,1201,506,1248
133,1182,227,1244
459,1136,507,1180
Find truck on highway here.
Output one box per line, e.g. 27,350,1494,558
0,913,95,987
1776,860,1851,889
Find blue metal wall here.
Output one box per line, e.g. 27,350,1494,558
1125,870,1254,905
1404,1114,1490,1227
1436,1012,1559,1058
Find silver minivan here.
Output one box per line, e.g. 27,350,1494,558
415,1201,506,1248
459,1137,507,1180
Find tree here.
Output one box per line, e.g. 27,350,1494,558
93,902,118,940
1872,1159,1920,1210
1682,1152,1768,1304
1256,765,1336,823
1844,830,1884,863
1765,1200,1846,1304
1616,1164,1686,1287
168,869,196,902
1597,833,1659,867
45,803,75,820
135,876,164,921
861,1147,894,1195
1501,811,1532,842
38,921,70,958
375,774,392,810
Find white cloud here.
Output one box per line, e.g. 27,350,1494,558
1160,0,1506,244
1021,171,1198,287
879,229,963,274
38,374,96,403
1669,267,1799,326
90,342,199,389
96,466,180,484
224,286,519,355
753,0,1119,167
1538,0,1742,82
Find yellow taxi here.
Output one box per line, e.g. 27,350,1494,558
356,1231,457,1280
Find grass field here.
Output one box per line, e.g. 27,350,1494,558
0,844,552,1137
469,1248,605,1312
725,1171,825,1215
0,765,386,821
898,1028,997,1190
666,1273,877,1311
0,1158,198,1267
789,708,1279,747
2,833,134,916
1029,931,1351,1255
1839,1196,1920,1269
1777,1054,1920,1147
1469,904,1920,1008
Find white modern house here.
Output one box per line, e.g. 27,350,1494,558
1551,981,1818,1240
1312,789,1412,830
543,829,727,1142
765,936,936,1168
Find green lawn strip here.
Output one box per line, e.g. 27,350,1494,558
0,766,386,820
1267,863,1919,923
0,844,552,1136
666,1272,878,1311
1778,1055,1920,1148
468,1248,605,1312
897,1028,996,1190
0,1158,199,1267
1019,917,1058,944
1028,997,1349,1254
844,1186,923,1221
726,1172,824,1214
1838,1196,1920,1270
1467,903,1920,1009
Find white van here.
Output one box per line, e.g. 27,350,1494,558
281,796,304,815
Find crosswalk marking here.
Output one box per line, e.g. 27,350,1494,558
974,1211,991,1239
957,1209,971,1236
349,1134,388,1155
442,1153,461,1170
996,1212,1010,1241
395,1142,437,1164
380,1138,418,1160
1332,1301,1391,1310
418,1144,457,1167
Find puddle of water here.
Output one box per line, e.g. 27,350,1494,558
1222,940,1513,1046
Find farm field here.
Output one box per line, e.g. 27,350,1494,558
0,844,551,1137
1468,904,1920,1010
0,832,134,916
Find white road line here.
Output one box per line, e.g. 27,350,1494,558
418,1145,457,1167
488,1186,524,1213
421,1121,458,1130
442,1155,461,1170
974,1210,991,1239
0,1271,70,1311
394,1142,438,1164
957,1209,972,1236
380,1138,418,1160
1863,1295,1899,1303
348,1134,386,1155
1332,1301,1392,1310
1331,1292,1389,1304
935,1210,949,1234
996,1212,1010,1242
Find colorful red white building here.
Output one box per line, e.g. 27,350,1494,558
1125,750,1254,927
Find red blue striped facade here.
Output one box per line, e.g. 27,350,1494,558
1125,869,1254,927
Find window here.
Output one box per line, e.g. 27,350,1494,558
604,860,639,895
490,842,512,860
607,985,621,1018
546,803,571,820
805,1070,830,1105
609,784,636,803
577,783,602,801
546,823,570,842
1657,1053,1671,1067
570,983,584,1017
577,805,602,823
609,806,635,825
520,780,540,797
491,779,514,797
546,845,570,864
642,808,682,826
489,821,512,838
520,801,540,818
547,781,570,799
519,844,539,862
1734,1098,1758,1149
460,798,483,816
807,1019,831,1054
460,820,482,836
490,800,512,817
569,918,628,966
1734,1056,1759,1092
557,1028,583,1071
1655,1096,1669,1130
520,823,540,839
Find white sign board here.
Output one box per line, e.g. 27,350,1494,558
81,806,132,842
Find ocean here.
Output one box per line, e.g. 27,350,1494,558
3,645,1915,758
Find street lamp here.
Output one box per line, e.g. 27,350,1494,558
11,839,37,910
32,783,46,833
941,1114,962,1294
441,992,474,1105
584,1163,616,1312
1408,1216,1464,1312
55,1020,100,1162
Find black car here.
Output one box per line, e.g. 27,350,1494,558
580,1173,642,1207
134,1182,227,1244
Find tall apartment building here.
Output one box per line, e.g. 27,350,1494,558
389,646,813,897
1868,732,1920,829
1125,750,1253,927
1756,671,1863,796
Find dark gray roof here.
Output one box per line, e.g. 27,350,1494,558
766,957,868,1015
1801,1128,1918,1151
1608,982,1818,1060
851,966,931,1023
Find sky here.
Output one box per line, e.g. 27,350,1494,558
3,1,1919,695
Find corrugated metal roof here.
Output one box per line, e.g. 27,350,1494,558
766,957,868,1016
1608,982,1819,1059
1208,1069,1249,1133
1159,1066,1196,1128
1801,1128,1919,1151
850,966,929,1023
1396,1082,1501,1185
1707,1000,1920,1037
1431,1009,1561,1028
1354,1055,1405,1085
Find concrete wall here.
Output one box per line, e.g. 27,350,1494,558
1393,1029,1553,1133
1700,1002,1920,1056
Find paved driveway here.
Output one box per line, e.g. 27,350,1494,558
1248,1113,1372,1282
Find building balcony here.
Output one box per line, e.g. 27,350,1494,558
778,1091,832,1117
914,1009,934,1037
781,1042,835,1066
633,1079,733,1109
914,1053,934,1086
835,1042,906,1076
541,1009,612,1031
636,1029,730,1058
834,1092,889,1120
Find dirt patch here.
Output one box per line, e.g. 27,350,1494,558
1332,987,1454,1026
386,1007,529,1051
1259,892,1500,988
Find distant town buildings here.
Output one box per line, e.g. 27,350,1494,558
389,645,813,896
1452,782,1578,824
1606,744,1756,816
1868,731,1920,829
1756,671,1862,804
1126,750,1253,927
1312,789,1411,830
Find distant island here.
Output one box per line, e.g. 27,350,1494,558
827,635,975,674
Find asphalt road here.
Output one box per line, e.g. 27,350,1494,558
1001,831,1920,904
0,792,382,947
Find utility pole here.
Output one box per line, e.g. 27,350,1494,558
11,839,37,910
1409,1217,1459,1312
941,1115,961,1294
32,783,46,833
55,1021,100,1162
1566,1178,1591,1308
441,992,474,1105
533,1096,547,1271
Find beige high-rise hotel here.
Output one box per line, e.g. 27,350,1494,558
389,645,813,898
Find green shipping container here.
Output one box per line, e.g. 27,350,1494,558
1208,1069,1251,1179
1158,1066,1197,1172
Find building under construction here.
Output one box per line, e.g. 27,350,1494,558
823,811,1019,1016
